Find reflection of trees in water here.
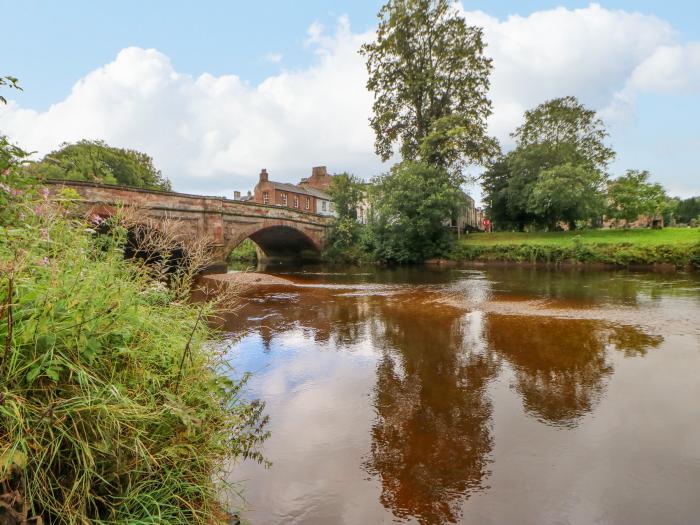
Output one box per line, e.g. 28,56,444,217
364,299,499,524
486,315,663,428
607,326,663,357
487,315,613,428
224,285,665,523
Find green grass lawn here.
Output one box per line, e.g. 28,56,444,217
460,228,700,247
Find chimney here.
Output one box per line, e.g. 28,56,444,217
312,166,327,178
234,191,241,200
259,168,269,182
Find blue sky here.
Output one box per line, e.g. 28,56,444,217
1,1,699,201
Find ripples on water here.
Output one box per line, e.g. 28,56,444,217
221,266,700,525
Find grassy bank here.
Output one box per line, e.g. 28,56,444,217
1,179,267,522
452,228,700,268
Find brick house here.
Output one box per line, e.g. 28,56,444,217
252,168,335,216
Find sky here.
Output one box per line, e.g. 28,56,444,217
1,1,699,204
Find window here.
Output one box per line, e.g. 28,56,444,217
281,193,287,206
293,195,299,208
321,201,326,211
329,202,335,212
305,197,310,210
262,191,269,204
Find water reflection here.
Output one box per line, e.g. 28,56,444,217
364,300,498,524
222,268,694,524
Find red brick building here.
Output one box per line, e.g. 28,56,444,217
253,168,334,216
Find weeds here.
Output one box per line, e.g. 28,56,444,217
0,186,268,523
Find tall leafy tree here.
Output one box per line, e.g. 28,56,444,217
360,0,498,175
607,170,669,226
369,162,463,263
482,97,613,230
528,163,607,230
328,172,364,221
512,96,615,170
26,140,171,191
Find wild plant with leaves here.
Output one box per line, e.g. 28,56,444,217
0,139,268,523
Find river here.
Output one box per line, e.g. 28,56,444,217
219,265,700,525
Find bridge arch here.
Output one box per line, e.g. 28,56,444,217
225,221,324,260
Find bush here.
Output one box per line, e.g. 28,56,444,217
451,238,696,268
227,238,258,265
1,190,267,523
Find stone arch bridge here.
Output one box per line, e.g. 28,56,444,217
46,180,333,273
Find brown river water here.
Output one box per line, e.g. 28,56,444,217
219,266,700,525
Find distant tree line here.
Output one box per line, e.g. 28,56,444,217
25,139,171,191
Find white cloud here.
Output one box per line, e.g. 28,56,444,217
0,3,698,199
0,22,376,195
456,3,680,140
628,43,700,93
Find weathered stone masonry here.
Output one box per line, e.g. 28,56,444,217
46,179,333,272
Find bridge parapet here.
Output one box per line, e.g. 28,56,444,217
46,179,333,272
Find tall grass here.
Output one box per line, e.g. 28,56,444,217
0,188,268,523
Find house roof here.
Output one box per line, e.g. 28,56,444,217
266,181,330,200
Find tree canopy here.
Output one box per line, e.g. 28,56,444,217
360,0,498,175
482,97,613,230
606,170,668,225
675,196,700,224
368,161,464,262
512,96,615,170
26,140,171,191
328,172,364,221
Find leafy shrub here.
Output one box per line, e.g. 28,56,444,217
1,185,267,523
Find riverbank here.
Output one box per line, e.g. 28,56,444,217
450,228,700,269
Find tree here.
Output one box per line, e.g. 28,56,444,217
360,0,498,174
26,140,171,191
328,172,364,220
528,163,607,230
482,97,613,230
512,96,615,170
607,170,669,226
369,162,463,262
675,196,700,224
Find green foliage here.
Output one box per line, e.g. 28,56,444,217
528,163,607,230
482,97,613,230
328,172,364,220
512,96,615,170
453,228,700,268
228,238,258,265
360,0,498,174
368,162,463,263
0,75,22,105
25,139,172,191
0,183,267,522
671,196,700,224
607,170,668,225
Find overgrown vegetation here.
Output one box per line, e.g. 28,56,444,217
452,229,700,268
0,137,267,523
